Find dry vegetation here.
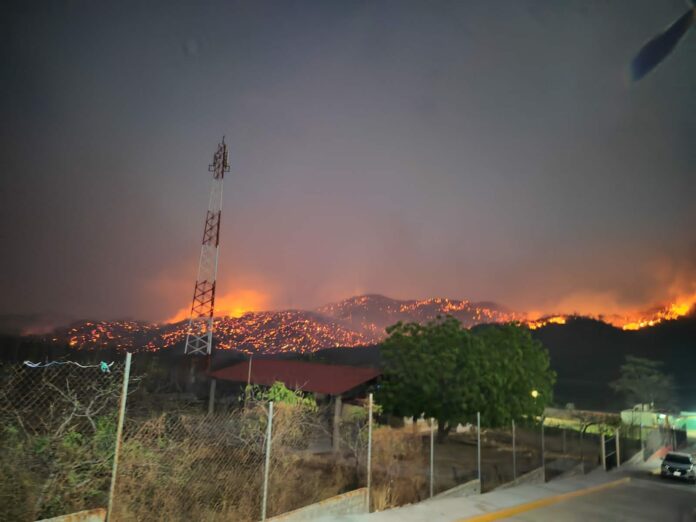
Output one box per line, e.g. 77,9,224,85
1,364,601,522
112,402,364,521
0,363,122,522
370,426,428,510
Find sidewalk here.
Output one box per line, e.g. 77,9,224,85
317,469,626,522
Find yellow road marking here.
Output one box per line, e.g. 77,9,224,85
457,477,631,521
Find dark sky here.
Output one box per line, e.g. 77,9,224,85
1,0,695,323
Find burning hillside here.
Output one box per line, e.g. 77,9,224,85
51,293,695,354
58,310,376,355
317,295,522,333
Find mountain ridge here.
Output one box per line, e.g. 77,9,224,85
5,293,693,355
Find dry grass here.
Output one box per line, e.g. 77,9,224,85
111,403,362,521
370,425,428,511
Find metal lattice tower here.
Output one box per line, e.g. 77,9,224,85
184,138,229,355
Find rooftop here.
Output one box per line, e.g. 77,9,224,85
210,359,381,395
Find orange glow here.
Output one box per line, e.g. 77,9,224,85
526,315,567,330
164,288,269,324
58,292,696,353
619,295,695,331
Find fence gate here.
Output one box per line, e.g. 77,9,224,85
601,432,619,471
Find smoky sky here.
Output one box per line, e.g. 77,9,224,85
1,0,695,323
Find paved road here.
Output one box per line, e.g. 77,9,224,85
323,454,696,522
504,475,696,521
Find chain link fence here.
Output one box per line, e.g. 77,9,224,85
368,421,429,510
113,403,268,520
2,357,616,522
0,360,124,521
113,384,372,521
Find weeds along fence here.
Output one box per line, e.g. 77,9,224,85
0,360,125,522
368,422,429,510
113,404,267,521
113,389,371,521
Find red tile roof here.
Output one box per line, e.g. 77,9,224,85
210,359,381,395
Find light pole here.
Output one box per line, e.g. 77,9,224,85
580,422,598,474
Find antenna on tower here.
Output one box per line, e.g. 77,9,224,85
185,138,230,356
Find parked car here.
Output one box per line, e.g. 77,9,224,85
661,452,696,483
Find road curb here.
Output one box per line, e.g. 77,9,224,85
457,477,631,521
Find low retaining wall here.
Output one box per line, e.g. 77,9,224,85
268,488,367,521
495,467,545,490
38,508,106,522
428,479,480,500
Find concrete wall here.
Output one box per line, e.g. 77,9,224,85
268,488,367,521
495,467,545,490
38,508,106,522
428,479,480,500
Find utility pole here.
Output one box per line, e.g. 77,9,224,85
185,138,229,356
366,394,373,512
430,418,435,498
477,412,481,487
512,419,516,480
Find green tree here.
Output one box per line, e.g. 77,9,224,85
473,324,555,425
610,356,677,410
244,381,318,410
377,317,555,441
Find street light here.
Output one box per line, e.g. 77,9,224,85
580,422,598,474
531,389,539,399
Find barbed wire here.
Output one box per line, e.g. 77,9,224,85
23,360,115,372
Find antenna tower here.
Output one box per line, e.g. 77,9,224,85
184,138,229,355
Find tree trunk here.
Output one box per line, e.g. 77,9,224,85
437,419,451,443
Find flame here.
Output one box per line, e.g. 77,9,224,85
526,315,567,330
164,288,269,324
522,292,695,331
60,292,696,353
620,295,695,331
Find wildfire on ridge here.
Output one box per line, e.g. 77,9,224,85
165,288,268,324
523,295,695,331
618,297,695,331
526,316,567,330
56,293,696,354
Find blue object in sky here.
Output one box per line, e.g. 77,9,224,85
631,7,695,81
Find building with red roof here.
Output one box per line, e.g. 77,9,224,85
210,359,381,450
209,359,381,396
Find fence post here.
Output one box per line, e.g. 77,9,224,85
640,420,644,460
512,419,516,480
580,426,585,474
601,433,606,471
541,420,545,481
107,352,132,522
366,393,373,512
477,412,481,489
208,378,216,415
562,428,566,454
430,417,435,498
616,428,621,467
261,401,274,521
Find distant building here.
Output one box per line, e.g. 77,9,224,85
210,359,381,450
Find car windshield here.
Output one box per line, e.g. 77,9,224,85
665,454,692,465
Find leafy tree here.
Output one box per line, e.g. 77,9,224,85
474,324,555,425
610,356,677,410
377,317,555,441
